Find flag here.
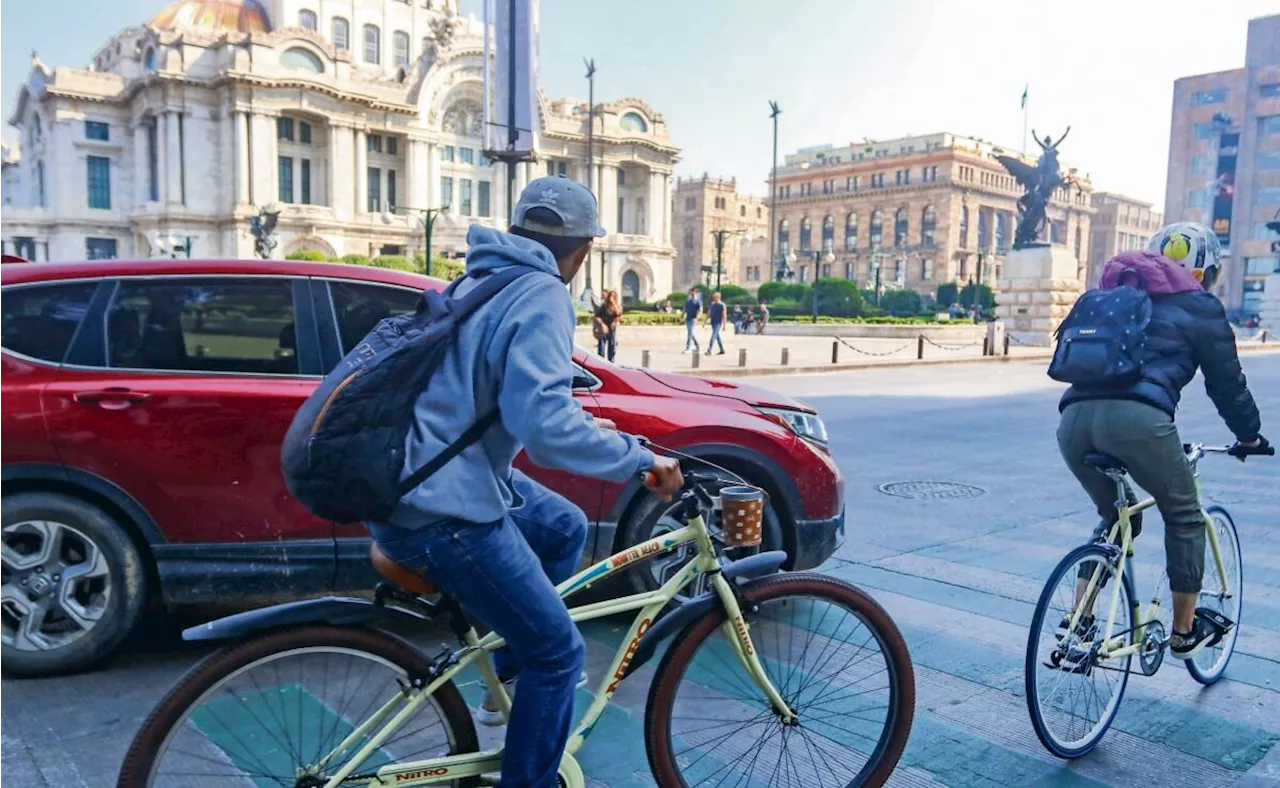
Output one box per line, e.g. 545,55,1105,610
1020,84,1028,109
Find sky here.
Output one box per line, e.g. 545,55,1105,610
3,0,1276,208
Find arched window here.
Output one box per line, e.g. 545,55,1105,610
281,47,324,72
959,205,970,248
894,207,909,247
921,205,937,247
332,17,350,50
821,215,835,253
621,270,641,304
393,31,410,67
298,9,317,30
845,212,858,251
978,208,991,251
363,24,381,64
870,210,883,248
620,112,648,133
143,48,158,71
779,219,790,257
995,211,1009,253
800,217,812,252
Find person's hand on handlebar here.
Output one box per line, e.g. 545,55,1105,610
647,456,684,501
1229,435,1272,462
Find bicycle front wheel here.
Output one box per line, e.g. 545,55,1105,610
644,573,915,788
1186,506,1243,685
1026,544,1136,759
117,625,480,788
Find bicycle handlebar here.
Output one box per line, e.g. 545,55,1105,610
1184,439,1274,461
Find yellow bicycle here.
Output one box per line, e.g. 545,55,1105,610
119,471,915,787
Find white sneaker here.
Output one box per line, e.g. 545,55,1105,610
476,671,589,727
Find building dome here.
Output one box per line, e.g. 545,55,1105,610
149,0,272,35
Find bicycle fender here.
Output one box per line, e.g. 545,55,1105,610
182,596,430,642
622,550,787,680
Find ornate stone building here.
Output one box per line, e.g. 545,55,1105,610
670,175,768,291
2,0,678,301
1087,192,1162,287
770,133,1094,299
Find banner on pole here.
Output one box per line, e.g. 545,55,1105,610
484,0,539,156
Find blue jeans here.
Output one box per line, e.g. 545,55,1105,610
708,322,725,353
684,318,700,350
367,469,588,788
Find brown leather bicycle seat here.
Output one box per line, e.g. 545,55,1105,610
370,543,439,597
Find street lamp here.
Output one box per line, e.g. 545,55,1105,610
381,205,450,277
810,250,835,322
709,228,748,291
769,100,781,274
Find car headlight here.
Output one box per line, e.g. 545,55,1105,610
757,407,828,445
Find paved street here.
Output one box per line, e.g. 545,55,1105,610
4,353,1279,786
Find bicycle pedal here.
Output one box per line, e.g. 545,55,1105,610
1195,607,1234,632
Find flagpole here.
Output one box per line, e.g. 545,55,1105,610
1022,84,1029,153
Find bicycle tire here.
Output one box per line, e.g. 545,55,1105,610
1186,505,1243,685
643,572,915,788
117,625,481,788
1025,543,1135,759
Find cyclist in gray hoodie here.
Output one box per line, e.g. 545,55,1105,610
367,176,682,788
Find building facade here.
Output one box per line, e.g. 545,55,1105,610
1087,192,1162,287
1163,13,1280,317
670,175,768,292
2,0,678,301
769,133,1094,299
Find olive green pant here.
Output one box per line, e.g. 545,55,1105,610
1057,400,1206,594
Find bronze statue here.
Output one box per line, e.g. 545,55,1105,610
996,127,1072,249
249,205,280,260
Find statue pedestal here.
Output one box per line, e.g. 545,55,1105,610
1258,273,1280,333
994,245,1083,347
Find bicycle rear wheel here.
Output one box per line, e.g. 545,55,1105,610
1186,506,1243,685
117,625,480,788
644,573,914,787
1026,544,1135,759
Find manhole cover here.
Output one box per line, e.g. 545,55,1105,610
878,481,987,500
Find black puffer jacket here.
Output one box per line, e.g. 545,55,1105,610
1059,289,1261,442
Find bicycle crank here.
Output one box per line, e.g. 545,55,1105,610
1139,621,1166,676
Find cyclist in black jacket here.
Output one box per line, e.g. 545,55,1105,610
1057,222,1267,660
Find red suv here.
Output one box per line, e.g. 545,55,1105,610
1,260,843,676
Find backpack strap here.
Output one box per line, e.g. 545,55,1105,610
397,409,501,496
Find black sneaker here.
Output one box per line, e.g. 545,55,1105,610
1056,614,1096,642
1170,615,1216,660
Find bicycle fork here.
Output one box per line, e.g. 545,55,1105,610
710,571,797,724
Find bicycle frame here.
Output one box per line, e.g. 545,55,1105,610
1064,449,1232,663
316,505,793,788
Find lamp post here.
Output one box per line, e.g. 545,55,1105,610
811,249,835,322
583,57,597,295
382,205,450,277
769,100,781,274
709,228,747,291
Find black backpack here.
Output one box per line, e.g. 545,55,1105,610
281,266,535,523
1048,270,1152,386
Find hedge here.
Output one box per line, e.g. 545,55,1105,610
575,312,684,327
285,249,329,261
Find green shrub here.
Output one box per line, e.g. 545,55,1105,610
369,255,415,271
959,282,996,310
879,289,924,316
803,278,865,317
936,282,959,307
286,249,329,261
575,311,683,326
757,281,809,305
337,254,372,266
665,292,688,308
414,253,466,280
716,284,753,304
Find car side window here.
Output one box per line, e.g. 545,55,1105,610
1,282,98,363
106,279,299,375
329,281,422,355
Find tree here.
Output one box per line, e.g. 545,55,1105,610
717,284,753,304
757,281,809,305
880,288,924,316
959,282,996,310
936,282,959,307
804,278,864,317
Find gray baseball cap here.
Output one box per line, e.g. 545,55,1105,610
511,175,607,238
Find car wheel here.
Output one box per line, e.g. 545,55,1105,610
1,493,148,677
619,473,785,602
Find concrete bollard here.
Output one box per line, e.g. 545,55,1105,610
982,336,990,357
738,348,748,367
832,340,840,364
1262,330,1269,345
641,349,651,368
781,347,790,366
917,335,925,360
1003,333,1011,356
692,350,701,369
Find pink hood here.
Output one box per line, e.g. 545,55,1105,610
1098,250,1203,295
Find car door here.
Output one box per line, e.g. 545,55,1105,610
316,277,606,587
41,275,336,603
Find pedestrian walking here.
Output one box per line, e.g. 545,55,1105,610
682,287,702,353
593,289,622,362
707,292,727,354
757,302,770,335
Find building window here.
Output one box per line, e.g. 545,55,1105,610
617,169,626,187
368,167,381,212
299,9,318,29
1193,89,1227,105
845,262,854,279
620,112,647,133
282,47,324,73
363,24,381,64
85,121,109,141
870,210,883,248
332,17,350,50
85,238,118,260
299,122,312,144
685,196,696,210
995,211,1010,253
35,161,45,207
821,215,834,253
301,159,311,205
1256,187,1280,205
279,156,295,203
1257,151,1280,171
459,179,472,215
1194,122,1219,140
387,136,398,155
277,117,295,141
921,205,936,247
441,176,453,208
367,134,383,153
779,219,790,257
739,204,746,217
800,217,812,252
617,197,625,233
387,169,397,209
871,173,885,188
441,145,454,161
147,120,159,201
683,227,694,250
959,205,970,248
1260,83,1280,98
893,260,904,284
87,155,111,209
894,208,908,247
821,263,831,278
1189,189,1210,209
921,259,934,281
978,207,992,250
478,181,491,217
394,31,410,67
459,147,474,164
1074,226,1083,260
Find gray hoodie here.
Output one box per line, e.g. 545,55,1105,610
389,224,656,527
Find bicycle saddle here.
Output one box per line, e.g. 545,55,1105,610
370,543,439,597
1083,452,1127,473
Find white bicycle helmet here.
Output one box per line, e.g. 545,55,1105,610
1147,221,1222,288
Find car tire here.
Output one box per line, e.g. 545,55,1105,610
1,492,148,677
618,471,785,600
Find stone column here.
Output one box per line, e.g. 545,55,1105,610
355,129,368,214
155,112,169,204
647,169,663,242
165,110,183,205
404,139,418,208
599,163,618,236
133,120,149,205
234,111,250,206
328,123,352,220
425,142,438,208
662,173,672,247
249,113,278,206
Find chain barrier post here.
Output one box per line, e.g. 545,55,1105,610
983,336,990,356
738,348,748,367
917,335,925,360
781,347,790,366
642,349,651,368
1003,333,1011,356
831,340,839,364
692,350,700,369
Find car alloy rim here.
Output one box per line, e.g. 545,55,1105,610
648,505,728,601
1,520,111,651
